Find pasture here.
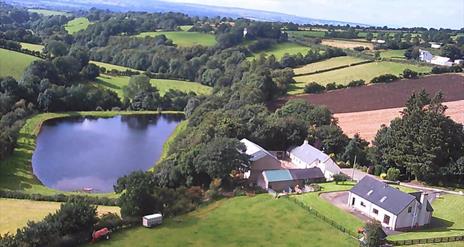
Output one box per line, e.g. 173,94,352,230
135,31,217,47
380,49,407,59
90,61,143,73
250,42,311,60
28,9,70,16
0,48,39,79
288,30,326,38
292,61,432,92
96,75,212,97
0,198,120,235
89,194,357,247
65,17,91,34
321,39,374,50
20,42,44,52
293,56,368,76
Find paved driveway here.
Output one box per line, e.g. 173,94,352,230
341,168,371,181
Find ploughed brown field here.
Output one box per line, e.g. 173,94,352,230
270,74,464,142
271,73,464,113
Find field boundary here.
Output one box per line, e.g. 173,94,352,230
294,59,374,76
387,235,464,246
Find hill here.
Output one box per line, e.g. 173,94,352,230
0,48,39,79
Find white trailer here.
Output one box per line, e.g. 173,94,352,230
142,213,163,227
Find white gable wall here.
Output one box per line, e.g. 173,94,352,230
348,192,397,229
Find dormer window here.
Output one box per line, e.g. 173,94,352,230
380,196,387,202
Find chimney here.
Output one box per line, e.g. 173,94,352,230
303,140,308,145
420,192,429,205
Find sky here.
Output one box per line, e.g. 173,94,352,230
166,0,464,29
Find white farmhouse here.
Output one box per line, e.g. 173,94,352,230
419,49,433,63
431,56,453,66
348,176,433,230
287,140,341,180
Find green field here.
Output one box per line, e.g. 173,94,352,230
90,61,143,73
0,198,120,235
288,30,326,38
291,61,432,93
28,9,70,16
0,111,180,196
0,48,39,79
250,42,312,60
388,194,464,241
380,49,407,59
135,31,216,47
65,17,91,34
179,25,193,31
293,56,368,75
20,42,44,52
96,75,212,97
90,194,357,247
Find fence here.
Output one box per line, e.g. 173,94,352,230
388,235,464,246
286,196,359,238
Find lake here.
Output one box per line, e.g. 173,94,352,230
32,114,183,193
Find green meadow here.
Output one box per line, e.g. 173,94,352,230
20,42,44,52
294,56,368,75
0,48,39,79
250,42,312,60
96,75,212,97
65,17,91,34
89,194,358,247
135,31,217,47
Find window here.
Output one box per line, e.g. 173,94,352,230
383,215,390,224
360,201,366,207
408,207,412,213
373,208,379,215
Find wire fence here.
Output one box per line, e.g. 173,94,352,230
388,235,464,246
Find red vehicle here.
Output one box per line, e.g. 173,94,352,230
92,228,110,242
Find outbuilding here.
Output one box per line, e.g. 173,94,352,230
142,213,163,227
240,138,282,183
258,167,325,192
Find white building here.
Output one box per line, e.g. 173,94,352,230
454,59,464,65
287,140,341,180
430,42,441,49
348,176,433,230
431,56,453,66
419,49,433,63
371,39,386,44
243,28,248,38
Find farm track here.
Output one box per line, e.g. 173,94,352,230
271,73,464,113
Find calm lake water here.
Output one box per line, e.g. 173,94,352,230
32,114,183,193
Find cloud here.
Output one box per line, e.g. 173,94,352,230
165,0,464,28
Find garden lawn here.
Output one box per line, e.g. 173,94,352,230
19,42,44,52
291,61,432,93
28,9,70,16
89,194,358,247
96,75,212,97
135,31,216,47
388,194,464,241
0,111,180,196
65,17,91,34
250,42,312,60
0,48,39,79
0,198,120,235
293,56,368,75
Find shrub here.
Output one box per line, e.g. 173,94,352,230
95,213,123,230
353,46,365,52
325,82,337,91
309,183,321,192
367,166,375,175
333,173,349,184
347,79,365,87
402,69,418,79
370,74,399,83
374,165,384,176
336,84,346,89
304,82,325,94
431,65,463,74
386,167,401,181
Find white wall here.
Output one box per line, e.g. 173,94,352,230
347,192,397,229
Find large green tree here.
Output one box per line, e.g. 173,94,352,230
373,90,464,183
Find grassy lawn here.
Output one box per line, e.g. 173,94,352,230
250,42,312,60
0,198,120,235
28,9,70,16
0,48,39,79
380,49,407,59
291,61,432,93
388,194,464,241
135,31,216,47
293,56,368,76
19,42,44,52
89,194,358,247
65,17,91,34
0,111,181,196
96,75,212,97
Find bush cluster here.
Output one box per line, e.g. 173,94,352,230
431,65,463,74
370,74,399,83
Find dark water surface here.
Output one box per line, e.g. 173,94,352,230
32,114,183,192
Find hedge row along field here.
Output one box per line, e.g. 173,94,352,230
293,56,369,76
135,31,217,47
0,48,39,79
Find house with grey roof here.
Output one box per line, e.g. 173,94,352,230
287,140,341,180
258,167,325,192
240,138,282,183
348,176,433,230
